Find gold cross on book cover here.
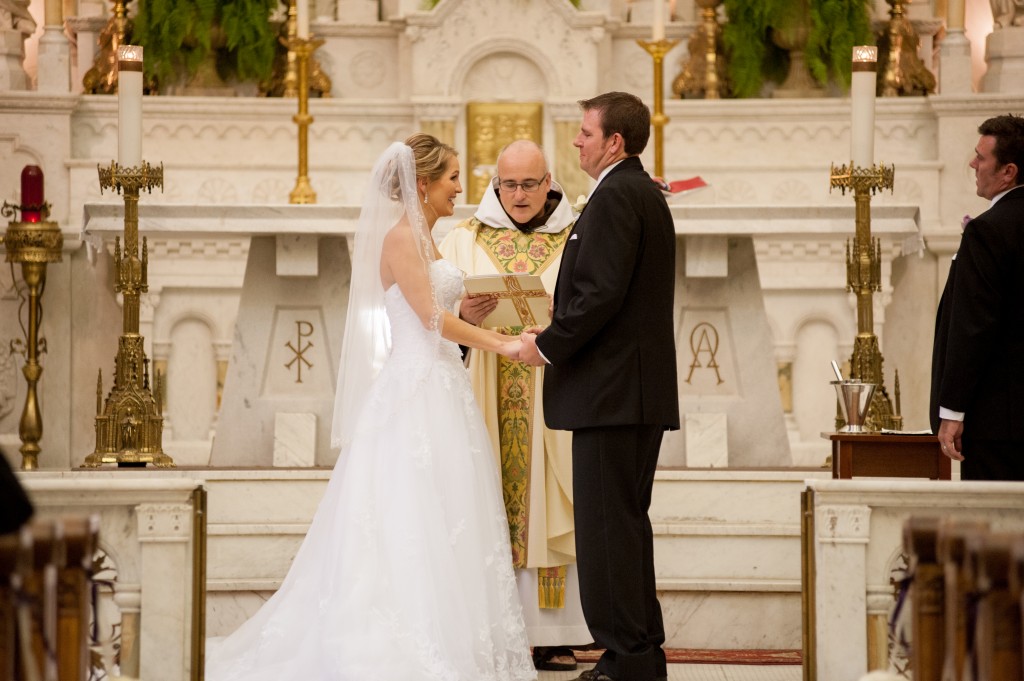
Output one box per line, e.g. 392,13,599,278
463,274,549,328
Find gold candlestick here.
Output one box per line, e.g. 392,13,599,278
288,36,324,205
82,161,174,468
263,0,333,98
638,38,680,179
82,0,131,94
1,203,63,470
829,162,902,431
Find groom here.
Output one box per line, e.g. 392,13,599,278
520,91,679,681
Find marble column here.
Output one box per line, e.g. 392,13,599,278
814,503,872,681
37,0,71,92
113,587,142,677
0,28,28,90
137,502,194,681
939,0,973,93
983,26,1024,93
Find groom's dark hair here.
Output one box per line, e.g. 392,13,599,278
578,91,650,156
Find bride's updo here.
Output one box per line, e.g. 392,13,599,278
388,133,457,200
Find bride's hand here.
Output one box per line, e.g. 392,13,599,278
500,339,523,360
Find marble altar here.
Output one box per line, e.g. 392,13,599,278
81,202,918,469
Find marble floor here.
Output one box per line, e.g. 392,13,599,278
540,663,803,680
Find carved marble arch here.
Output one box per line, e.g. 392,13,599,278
456,45,552,202
0,134,45,206
89,543,127,677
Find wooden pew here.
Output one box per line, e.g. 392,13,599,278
973,532,1023,681
0,516,98,681
903,516,944,681
1010,537,1024,679
937,518,989,681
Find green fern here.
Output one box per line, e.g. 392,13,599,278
132,0,276,88
220,0,278,81
807,0,873,89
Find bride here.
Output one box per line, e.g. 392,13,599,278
205,134,537,681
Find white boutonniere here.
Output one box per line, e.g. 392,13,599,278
572,194,588,214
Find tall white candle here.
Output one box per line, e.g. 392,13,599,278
117,45,143,168
652,0,665,41
850,45,877,168
296,0,310,39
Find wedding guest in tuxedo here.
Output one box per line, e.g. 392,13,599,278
520,92,679,681
440,140,591,673
931,113,1024,480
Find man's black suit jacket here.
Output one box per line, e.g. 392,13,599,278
930,185,1024,441
537,156,680,431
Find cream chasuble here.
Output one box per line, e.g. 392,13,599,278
440,184,577,609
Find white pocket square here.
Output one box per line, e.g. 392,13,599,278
569,234,578,240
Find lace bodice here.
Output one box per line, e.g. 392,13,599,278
385,258,465,362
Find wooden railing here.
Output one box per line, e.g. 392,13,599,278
0,515,99,681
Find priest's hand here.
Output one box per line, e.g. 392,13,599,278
460,294,498,326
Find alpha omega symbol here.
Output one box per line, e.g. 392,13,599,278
685,321,724,385
284,320,314,383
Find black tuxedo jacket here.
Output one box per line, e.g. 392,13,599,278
537,156,680,431
930,185,1024,440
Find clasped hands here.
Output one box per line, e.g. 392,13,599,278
465,292,551,366
518,326,546,366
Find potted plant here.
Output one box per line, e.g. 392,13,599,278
722,0,873,98
132,0,279,93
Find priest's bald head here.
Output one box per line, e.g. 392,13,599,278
493,140,553,227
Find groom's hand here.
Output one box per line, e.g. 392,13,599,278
518,332,547,367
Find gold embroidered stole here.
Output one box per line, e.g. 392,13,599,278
478,224,569,609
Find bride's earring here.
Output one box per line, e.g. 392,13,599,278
423,193,429,205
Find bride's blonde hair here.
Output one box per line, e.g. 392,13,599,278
405,133,457,182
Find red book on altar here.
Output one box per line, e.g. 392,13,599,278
666,176,707,194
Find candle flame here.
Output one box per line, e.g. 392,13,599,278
852,45,877,63
118,45,144,63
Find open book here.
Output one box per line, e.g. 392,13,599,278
463,274,550,328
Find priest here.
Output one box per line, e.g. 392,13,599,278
440,139,591,672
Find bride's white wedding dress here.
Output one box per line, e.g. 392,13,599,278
206,259,536,681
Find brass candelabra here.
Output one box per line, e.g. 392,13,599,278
288,36,324,204
82,0,131,94
877,0,936,96
638,38,680,179
82,161,174,467
673,0,728,99
829,162,903,431
1,202,63,470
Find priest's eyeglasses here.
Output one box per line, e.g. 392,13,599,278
496,177,546,193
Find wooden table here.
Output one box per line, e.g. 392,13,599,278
827,433,952,480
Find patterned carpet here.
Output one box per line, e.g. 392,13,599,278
573,649,803,666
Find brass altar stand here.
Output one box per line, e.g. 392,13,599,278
82,161,173,468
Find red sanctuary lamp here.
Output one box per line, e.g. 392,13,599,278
21,165,45,222
1,164,63,469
